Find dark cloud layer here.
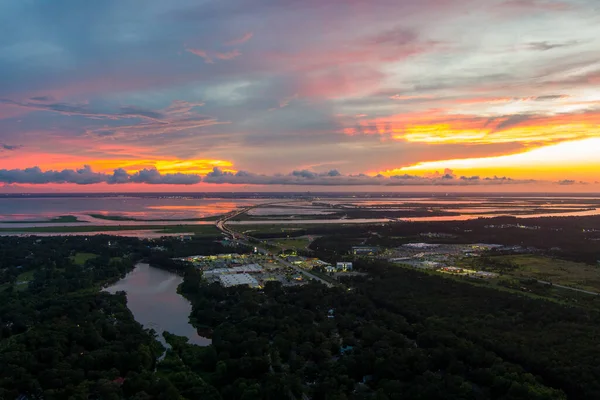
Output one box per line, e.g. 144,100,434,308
204,167,538,186
0,165,581,186
0,143,20,151
0,166,201,185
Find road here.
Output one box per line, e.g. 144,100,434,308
536,280,599,296
215,202,335,288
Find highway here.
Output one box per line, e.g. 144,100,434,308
215,202,335,288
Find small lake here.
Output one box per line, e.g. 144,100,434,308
104,263,210,349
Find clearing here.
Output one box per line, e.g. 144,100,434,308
71,252,98,265
270,237,314,250
480,254,600,292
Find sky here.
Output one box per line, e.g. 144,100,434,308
0,0,599,192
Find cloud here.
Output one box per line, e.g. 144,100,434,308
1,143,21,151
203,167,538,186
163,100,206,117
129,168,201,185
186,47,241,63
225,32,253,46
266,26,441,99
214,50,241,60
87,116,227,138
1,97,227,139
368,27,418,47
0,166,201,185
499,0,572,12
269,93,298,111
185,48,213,63
527,41,580,51
557,179,576,185
0,98,165,122
0,165,579,187
493,114,534,131
533,94,569,101
0,166,108,185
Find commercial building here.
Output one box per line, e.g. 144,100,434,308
336,262,353,271
286,256,305,265
203,264,263,277
219,273,260,288
203,268,230,277
325,262,354,273
352,246,379,255
231,264,263,273
403,243,439,249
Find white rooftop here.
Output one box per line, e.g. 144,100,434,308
219,273,260,288
403,243,440,249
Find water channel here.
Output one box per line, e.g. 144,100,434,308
104,263,210,354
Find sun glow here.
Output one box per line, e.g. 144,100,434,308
18,158,236,175
378,138,600,181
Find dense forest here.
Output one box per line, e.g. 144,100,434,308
0,236,243,399
2,225,600,398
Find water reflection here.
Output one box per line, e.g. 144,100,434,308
104,263,210,348
0,197,265,222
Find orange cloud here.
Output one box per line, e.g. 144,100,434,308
344,109,600,146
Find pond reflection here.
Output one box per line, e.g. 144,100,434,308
104,263,210,348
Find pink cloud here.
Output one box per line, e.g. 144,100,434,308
225,32,253,46
214,49,241,60
496,0,573,13
258,26,443,99
296,66,385,99
185,48,213,63
0,103,31,120
390,94,436,101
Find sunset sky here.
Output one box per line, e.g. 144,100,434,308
1,0,599,192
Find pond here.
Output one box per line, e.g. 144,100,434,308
104,263,210,351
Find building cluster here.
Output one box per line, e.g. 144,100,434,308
284,255,331,270
181,253,307,289
325,262,353,273
484,223,541,230
388,243,503,279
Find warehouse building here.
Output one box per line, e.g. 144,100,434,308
219,273,260,288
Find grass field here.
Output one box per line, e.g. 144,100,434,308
270,237,313,250
16,270,35,282
481,255,600,292
230,224,309,235
0,224,222,236
71,252,98,265
14,270,36,291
